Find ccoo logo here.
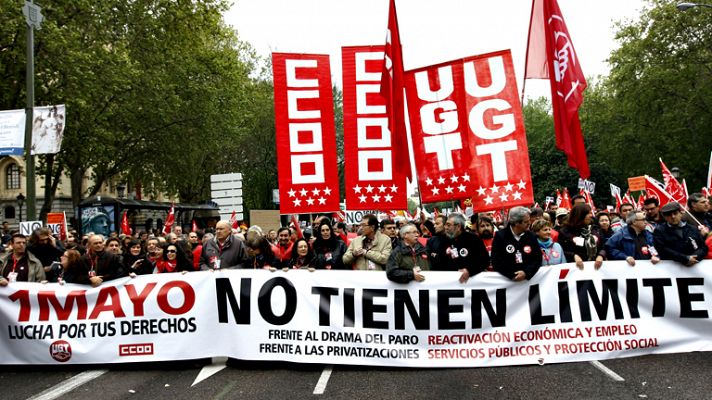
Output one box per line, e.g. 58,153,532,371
50,340,72,362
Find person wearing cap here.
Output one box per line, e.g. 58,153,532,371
653,202,707,266
554,208,569,232
606,211,660,266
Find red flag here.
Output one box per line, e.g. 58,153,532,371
660,158,687,204
229,210,238,229
272,53,341,214
332,211,345,222
191,220,198,233
623,190,635,206
560,188,572,210
644,176,674,207
702,187,710,198
579,188,595,211
121,211,131,235
162,203,175,236
555,189,562,206
525,0,590,178
637,193,646,211
343,46,407,210
380,0,411,182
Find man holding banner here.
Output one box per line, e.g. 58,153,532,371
654,202,707,267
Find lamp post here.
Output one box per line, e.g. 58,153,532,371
16,193,26,223
677,2,712,11
21,1,43,221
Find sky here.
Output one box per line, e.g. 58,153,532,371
223,0,648,100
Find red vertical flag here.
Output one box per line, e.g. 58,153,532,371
121,211,131,235
707,151,712,189
272,53,341,214
342,46,407,210
380,0,411,182
525,0,590,178
191,220,198,233
162,203,175,236
229,210,238,229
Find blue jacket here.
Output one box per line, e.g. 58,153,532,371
606,227,655,260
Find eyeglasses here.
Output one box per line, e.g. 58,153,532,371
166,249,177,253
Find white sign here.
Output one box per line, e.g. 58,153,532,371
578,178,596,194
19,221,42,236
344,210,374,225
0,109,26,155
0,261,711,366
211,173,243,221
31,105,66,155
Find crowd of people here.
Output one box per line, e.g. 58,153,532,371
0,192,710,287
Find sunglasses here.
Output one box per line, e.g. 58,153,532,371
166,249,177,253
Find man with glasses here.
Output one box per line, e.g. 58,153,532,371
0,234,45,286
606,211,660,266
343,214,392,270
491,207,541,281
69,234,124,286
653,202,707,266
386,224,428,283
643,198,662,231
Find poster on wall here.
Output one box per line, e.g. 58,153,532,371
80,205,114,237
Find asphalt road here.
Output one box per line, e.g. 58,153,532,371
2,352,710,400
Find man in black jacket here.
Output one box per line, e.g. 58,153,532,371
440,213,489,283
491,207,542,281
426,215,450,271
653,202,707,266
66,234,124,287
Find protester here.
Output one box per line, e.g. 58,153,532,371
491,207,541,281
156,243,192,273
343,214,392,271
653,202,707,266
312,220,347,270
380,219,400,249
0,233,46,286
438,213,489,283
272,227,294,269
426,215,450,271
386,224,429,283
643,197,663,230
606,211,660,266
188,231,203,270
612,203,635,232
123,239,152,276
595,212,614,244
65,234,124,286
532,220,566,266
58,249,81,284
558,204,605,269
687,193,712,231
106,237,122,255
289,238,316,270
246,236,276,269
476,216,495,255
200,220,248,269
27,228,63,282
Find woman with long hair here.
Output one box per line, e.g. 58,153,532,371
312,220,347,270
156,243,192,273
246,236,276,270
290,238,316,270
58,249,82,284
559,204,606,269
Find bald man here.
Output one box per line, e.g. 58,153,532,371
200,220,248,269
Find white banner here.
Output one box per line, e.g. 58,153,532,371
1,260,711,365
0,109,26,156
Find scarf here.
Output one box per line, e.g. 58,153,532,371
580,225,598,261
537,238,553,249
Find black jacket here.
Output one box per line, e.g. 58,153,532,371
386,241,430,283
436,232,489,277
491,227,542,280
65,251,124,284
653,222,707,264
199,235,248,269
426,233,452,271
312,239,347,270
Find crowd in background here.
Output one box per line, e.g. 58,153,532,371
0,191,710,288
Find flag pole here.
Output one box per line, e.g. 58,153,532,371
521,0,537,106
